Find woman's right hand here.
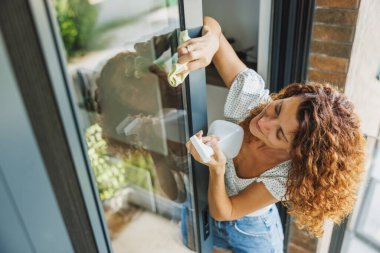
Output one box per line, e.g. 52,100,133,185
177,25,220,72
186,131,226,175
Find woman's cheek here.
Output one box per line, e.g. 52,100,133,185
267,135,278,148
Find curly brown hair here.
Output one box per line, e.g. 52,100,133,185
240,83,365,237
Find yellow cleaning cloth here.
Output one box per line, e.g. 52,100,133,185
167,30,191,87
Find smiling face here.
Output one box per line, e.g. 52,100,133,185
249,96,302,152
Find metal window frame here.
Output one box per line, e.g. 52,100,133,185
0,0,102,252
179,1,214,252
270,0,315,92
331,138,380,253
354,178,380,251
270,1,315,252
0,29,74,253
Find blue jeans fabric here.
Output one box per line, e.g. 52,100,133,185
213,205,284,253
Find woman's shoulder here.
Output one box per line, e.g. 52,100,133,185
261,160,291,176
224,68,271,123
256,160,291,201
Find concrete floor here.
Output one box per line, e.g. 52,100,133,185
111,210,194,253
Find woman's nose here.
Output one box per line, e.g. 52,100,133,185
259,116,276,132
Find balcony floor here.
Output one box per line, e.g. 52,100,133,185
111,210,194,253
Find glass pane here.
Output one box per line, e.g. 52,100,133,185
370,141,380,181
52,0,196,252
343,236,379,253
353,139,380,250
357,182,380,244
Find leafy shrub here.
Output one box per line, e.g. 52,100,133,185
53,0,98,57
86,124,155,201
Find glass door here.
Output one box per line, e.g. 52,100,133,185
32,0,211,252
338,136,380,253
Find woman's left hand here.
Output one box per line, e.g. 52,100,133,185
176,26,220,72
186,131,226,175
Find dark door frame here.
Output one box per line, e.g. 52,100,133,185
0,0,102,252
270,0,315,92
270,0,315,252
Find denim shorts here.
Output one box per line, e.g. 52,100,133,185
212,205,284,253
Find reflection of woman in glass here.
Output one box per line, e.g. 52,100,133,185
94,33,195,249
183,17,365,253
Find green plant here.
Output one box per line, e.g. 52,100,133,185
53,0,98,58
85,124,156,200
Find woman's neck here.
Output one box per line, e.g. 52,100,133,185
241,139,290,165
256,141,290,161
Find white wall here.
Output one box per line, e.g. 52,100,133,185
344,0,380,137
206,84,228,126
203,0,260,58
341,1,380,252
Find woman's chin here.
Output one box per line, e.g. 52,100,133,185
249,129,260,140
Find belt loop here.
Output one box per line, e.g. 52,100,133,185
262,217,271,229
217,221,221,229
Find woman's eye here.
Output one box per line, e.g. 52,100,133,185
276,129,280,140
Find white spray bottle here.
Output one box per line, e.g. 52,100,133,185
190,120,244,163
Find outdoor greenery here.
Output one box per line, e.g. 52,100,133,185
85,124,156,201
53,0,98,57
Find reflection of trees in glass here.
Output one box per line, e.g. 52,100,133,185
86,124,156,200
53,0,98,57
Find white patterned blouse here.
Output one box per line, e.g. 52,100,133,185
223,68,291,216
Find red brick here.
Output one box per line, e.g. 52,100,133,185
316,0,359,9
312,24,354,43
314,8,358,26
288,243,314,253
308,70,346,89
310,40,352,58
309,54,349,73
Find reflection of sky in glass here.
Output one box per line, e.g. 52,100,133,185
68,4,179,71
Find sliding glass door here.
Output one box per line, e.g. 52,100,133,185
27,0,211,252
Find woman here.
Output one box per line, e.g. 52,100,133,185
183,16,365,253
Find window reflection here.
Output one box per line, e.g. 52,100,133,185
53,0,195,252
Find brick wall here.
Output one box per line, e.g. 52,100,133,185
307,0,360,91
287,0,360,253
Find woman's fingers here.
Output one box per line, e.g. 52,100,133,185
202,135,220,143
177,49,201,64
186,139,205,164
177,39,213,71
209,140,226,165
177,37,202,53
186,60,208,72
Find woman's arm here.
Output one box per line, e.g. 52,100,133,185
186,134,278,220
204,17,247,88
177,16,246,88
209,173,278,220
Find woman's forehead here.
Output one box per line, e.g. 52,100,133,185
281,97,303,135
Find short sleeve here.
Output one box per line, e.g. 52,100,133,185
224,68,270,123
256,161,291,201
257,176,287,201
